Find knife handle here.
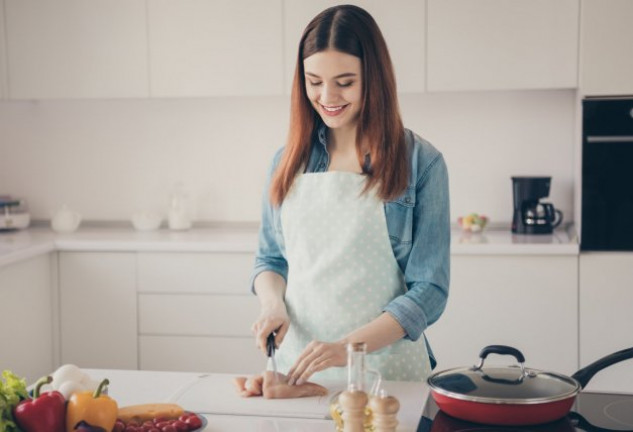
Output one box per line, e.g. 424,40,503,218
266,332,276,357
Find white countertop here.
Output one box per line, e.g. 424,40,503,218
0,224,578,268
83,368,429,432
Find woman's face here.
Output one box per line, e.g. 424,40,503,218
303,50,363,132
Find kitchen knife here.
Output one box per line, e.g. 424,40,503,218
267,332,279,379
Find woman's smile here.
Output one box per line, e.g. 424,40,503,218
319,103,349,116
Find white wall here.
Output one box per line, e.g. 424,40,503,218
0,90,575,225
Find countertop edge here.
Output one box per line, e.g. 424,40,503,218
0,226,580,270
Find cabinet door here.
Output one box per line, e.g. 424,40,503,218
579,0,633,95
283,0,426,94
0,1,7,99
147,0,283,97
426,255,578,374
579,254,633,393
59,252,137,369
137,252,254,294
5,0,148,99
0,254,53,383
137,252,261,373
427,0,579,91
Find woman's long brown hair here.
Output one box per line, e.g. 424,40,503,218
270,5,408,205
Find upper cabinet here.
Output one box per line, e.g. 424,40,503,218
579,0,633,96
427,0,579,92
5,0,148,99
283,0,426,94
147,0,284,97
0,1,7,99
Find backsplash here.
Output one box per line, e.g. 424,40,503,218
0,89,576,225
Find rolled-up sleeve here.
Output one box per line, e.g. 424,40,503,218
250,148,289,293
384,153,450,341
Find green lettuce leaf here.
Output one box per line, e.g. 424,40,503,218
0,370,27,432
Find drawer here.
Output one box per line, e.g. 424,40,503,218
138,252,254,294
139,335,261,374
139,293,260,336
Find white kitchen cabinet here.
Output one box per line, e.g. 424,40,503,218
0,1,8,99
139,336,261,374
137,252,262,373
426,255,578,375
427,0,579,91
283,1,426,94
0,254,53,383
147,0,284,97
59,252,137,369
137,252,254,294
5,0,148,99
579,253,633,393
579,0,633,96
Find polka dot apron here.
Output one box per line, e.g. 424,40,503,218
277,172,430,382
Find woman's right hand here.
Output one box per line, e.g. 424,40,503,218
251,302,290,354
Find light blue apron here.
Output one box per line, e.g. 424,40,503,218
276,172,430,382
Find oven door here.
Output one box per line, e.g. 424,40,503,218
581,97,633,251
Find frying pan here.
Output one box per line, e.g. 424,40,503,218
427,345,633,426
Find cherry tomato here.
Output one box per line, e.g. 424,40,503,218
172,420,188,432
161,425,177,432
113,421,126,432
184,415,202,429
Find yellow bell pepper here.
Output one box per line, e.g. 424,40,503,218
66,378,117,432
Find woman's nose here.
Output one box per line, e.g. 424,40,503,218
320,83,339,103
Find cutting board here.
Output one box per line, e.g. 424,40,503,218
169,374,342,419
168,373,429,426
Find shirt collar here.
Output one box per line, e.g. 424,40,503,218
316,121,328,149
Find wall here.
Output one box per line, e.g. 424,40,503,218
0,89,575,224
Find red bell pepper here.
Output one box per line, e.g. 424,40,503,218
13,375,66,432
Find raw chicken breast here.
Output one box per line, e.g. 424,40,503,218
233,371,328,399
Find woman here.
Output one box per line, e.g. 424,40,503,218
250,5,450,385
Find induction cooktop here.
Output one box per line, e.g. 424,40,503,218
417,392,633,432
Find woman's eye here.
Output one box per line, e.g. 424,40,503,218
338,81,353,88
308,81,322,87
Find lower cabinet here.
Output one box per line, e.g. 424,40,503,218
579,253,633,393
136,252,263,374
59,252,137,369
0,254,54,383
426,255,579,375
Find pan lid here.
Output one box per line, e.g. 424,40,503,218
427,345,581,404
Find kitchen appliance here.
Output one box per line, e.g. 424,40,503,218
512,176,563,234
418,392,633,432
581,96,633,251
0,196,31,231
426,345,633,426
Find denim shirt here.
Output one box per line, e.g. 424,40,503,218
252,124,450,367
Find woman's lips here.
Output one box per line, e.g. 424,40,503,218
319,103,348,117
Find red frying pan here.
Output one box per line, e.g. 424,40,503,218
427,345,633,426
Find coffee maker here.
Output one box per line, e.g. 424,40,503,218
511,177,563,234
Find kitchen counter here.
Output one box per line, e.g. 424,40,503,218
83,368,429,432
0,224,578,268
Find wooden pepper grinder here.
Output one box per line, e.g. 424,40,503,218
339,388,368,432
369,391,400,432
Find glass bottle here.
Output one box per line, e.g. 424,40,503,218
330,342,380,431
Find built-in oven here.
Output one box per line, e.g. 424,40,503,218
581,96,633,251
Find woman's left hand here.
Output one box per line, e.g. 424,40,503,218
287,340,347,385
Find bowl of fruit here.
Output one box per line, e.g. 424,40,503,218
457,213,489,233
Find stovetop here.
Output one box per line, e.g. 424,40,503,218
417,392,633,432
